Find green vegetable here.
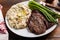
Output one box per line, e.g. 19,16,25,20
29,1,60,19
28,1,57,23
44,6,60,18
29,4,57,23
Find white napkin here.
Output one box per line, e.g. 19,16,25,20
0,5,8,40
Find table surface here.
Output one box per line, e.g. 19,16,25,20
0,0,60,40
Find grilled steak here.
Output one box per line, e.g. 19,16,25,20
27,10,46,34
27,10,55,34
32,10,49,29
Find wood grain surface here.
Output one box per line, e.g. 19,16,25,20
0,0,60,40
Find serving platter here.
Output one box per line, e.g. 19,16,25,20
5,1,57,38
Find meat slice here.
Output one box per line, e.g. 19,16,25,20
32,10,49,29
27,10,46,34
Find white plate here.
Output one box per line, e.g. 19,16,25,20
5,1,57,38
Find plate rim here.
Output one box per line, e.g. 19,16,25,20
5,1,57,38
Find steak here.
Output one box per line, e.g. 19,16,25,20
27,10,55,34
27,10,46,34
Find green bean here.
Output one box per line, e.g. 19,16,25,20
28,3,57,23
29,1,60,19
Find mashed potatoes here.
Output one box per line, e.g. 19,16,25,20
6,2,31,29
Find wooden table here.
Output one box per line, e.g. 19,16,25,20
0,0,60,40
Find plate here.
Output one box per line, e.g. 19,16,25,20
5,1,57,38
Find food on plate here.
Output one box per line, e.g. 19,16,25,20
28,1,60,19
6,0,60,35
27,10,46,34
27,10,55,34
28,1,57,23
6,3,31,29
27,0,60,34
